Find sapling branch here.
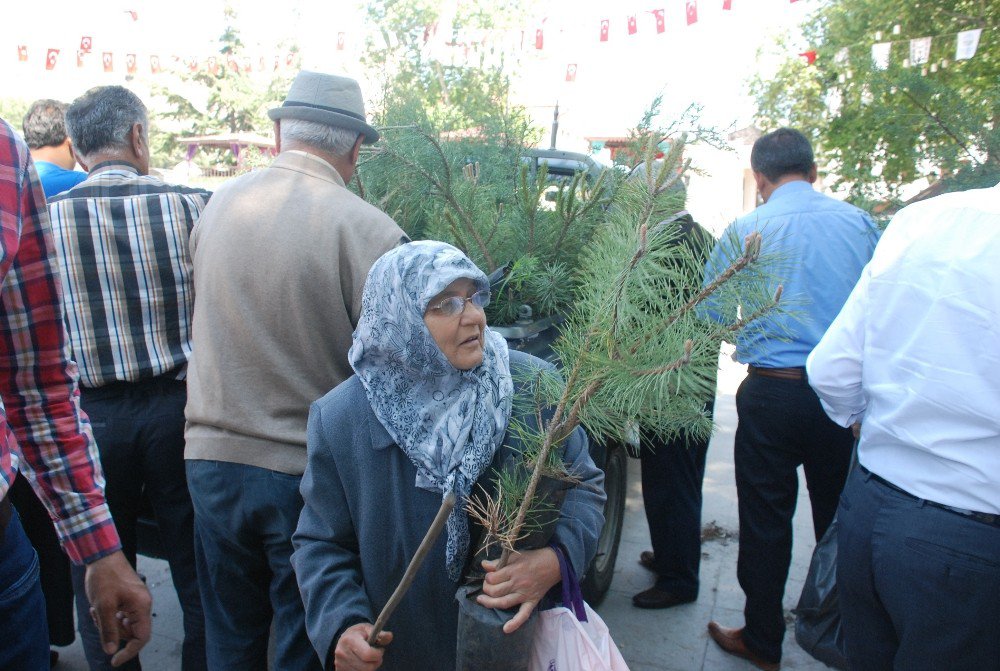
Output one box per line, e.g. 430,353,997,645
368,491,456,646
628,230,764,357
634,339,694,377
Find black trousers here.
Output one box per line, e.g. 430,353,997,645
73,375,206,671
733,372,852,664
639,397,715,599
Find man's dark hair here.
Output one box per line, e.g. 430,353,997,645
750,128,815,182
22,99,70,149
65,86,148,157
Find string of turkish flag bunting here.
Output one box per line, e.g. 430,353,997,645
20,35,310,75
12,0,988,80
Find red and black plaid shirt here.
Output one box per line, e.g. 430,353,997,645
0,118,120,564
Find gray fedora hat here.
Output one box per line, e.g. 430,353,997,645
268,70,379,144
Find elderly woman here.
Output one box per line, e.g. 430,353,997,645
291,241,605,670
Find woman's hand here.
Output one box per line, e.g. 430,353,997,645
334,623,392,670
476,547,561,634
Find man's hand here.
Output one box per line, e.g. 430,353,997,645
84,551,152,667
477,547,561,634
334,623,392,670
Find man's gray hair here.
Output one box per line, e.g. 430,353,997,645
65,86,148,157
22,100,69,149
280,119,359,158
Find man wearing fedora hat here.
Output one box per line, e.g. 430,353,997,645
184,71,406,670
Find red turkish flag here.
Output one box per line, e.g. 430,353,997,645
653,9,666,33
126,53,137,75
150,55,161,73
535,29,544,49
242,56,252,72
77,50,86,67
227,56,238,73
80,36,92,53
125,10,138,20
600,19,609,42
565,63,577,82
799,50,817,65
102,52,113,72
286,52,294,67
337,32,346,51
45,48,60,70
188,57,199,72
723,0,733,9
686,0,698,25
627,15,637,35
17,45,28,62
273,55,280,71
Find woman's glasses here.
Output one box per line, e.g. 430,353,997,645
428,289,491,317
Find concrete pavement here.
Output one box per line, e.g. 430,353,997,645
55,348,834,670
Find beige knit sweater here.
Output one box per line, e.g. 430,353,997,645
184,150,406,475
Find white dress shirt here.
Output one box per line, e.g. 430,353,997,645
807,183,1000,514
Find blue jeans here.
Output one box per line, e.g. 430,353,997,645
186,460,322,671
74,376,205,671
838,466,1000,671
0,509,49,671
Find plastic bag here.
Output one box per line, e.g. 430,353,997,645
793,514,848,670
529,542,628,671
529,603,629,671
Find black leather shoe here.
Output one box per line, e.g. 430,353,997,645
632,586,696,609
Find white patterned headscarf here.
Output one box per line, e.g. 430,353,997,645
349,241,514,580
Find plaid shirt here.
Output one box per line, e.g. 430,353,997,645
0,119,120,564
48,163,210,387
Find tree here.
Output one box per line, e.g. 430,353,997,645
149,6,292,168
752,0,998,203
363,0,532,132
0,99,31,133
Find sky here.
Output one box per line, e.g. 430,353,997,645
1,0,813,146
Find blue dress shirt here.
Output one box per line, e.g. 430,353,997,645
34,161,87,199
703,180,879,368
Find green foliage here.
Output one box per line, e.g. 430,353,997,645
468,108,782,562
149,7,291,168
752,0,999,201
356,105,605,323
0,98,31,133
363,0,530,132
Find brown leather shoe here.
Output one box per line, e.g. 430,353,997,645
639,550,655,571
707,622,780,671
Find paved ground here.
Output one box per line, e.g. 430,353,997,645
55,348,833,670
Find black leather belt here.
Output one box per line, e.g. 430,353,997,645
0,491,12,543
748,365,805,381
861,465,1000,528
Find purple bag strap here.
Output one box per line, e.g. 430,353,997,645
550,542,588,622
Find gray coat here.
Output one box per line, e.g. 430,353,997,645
292,350,606,670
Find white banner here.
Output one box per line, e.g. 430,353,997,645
955,28,982,60
909,36,931,65
871,42,891,70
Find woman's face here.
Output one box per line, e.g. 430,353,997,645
424,277,487,370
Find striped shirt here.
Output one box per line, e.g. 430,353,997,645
0,119,120,564
48,163,210,387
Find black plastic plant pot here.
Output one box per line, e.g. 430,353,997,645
455,584,539,671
